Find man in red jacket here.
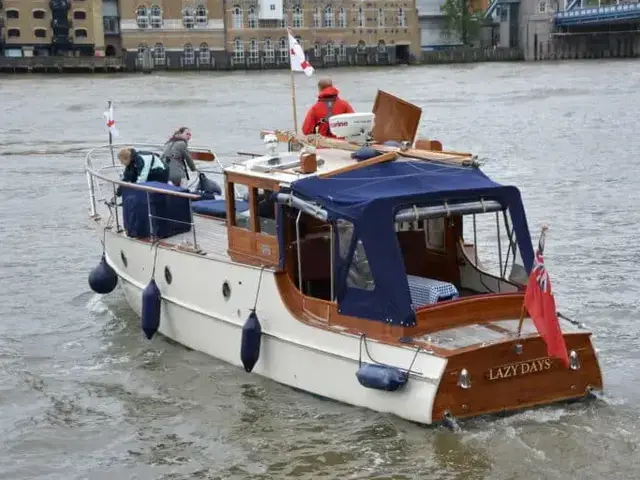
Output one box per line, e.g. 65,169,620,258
301,77,354,137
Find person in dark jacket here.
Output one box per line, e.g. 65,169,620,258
301,77,354,137
116,147,168,195
161,126,197,187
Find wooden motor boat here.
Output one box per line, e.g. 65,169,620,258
84,92,603,427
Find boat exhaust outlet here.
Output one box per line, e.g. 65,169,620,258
457,368,471,389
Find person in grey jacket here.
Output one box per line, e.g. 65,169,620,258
161,126,197,187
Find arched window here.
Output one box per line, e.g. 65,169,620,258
325,41,335,58
338,7,346,28
249,38,259,60
150,4,162,28
33,9,46,19
232,6,243,29
377,7,385,27
196,4,208,25
397,7,406,27
323,6,333,28
6,9,19,19
183,43,195,65
314,43,321,58
183,6,195,28
339,43,347,60
248,6,257,28
137,43,148,61
75,28,88,39
292,5,303,28
153,43,165,65
233,38,245,62
264,38,275,62
34,28,47,38
7,28,20,38
199,43,210,65
357,7,365,27
278,37,288,61
313,7,321,28
136,6,148,28
377,40,386,53
356,40,366,53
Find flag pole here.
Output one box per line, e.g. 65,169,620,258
107,100,116,167
517,224,548,338
287,27,299,133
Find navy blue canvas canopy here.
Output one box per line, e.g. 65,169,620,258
282,159,534,326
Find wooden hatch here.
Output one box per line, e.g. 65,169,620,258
371,90,422,145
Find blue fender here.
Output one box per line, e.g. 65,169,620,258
141,279,161,340
356,363,408,392
88,254,118,294
240,311,262,372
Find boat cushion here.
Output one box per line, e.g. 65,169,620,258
121,181,192,239
191,199,250,218
407,274,459,307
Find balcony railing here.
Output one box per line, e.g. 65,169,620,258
103,16,120,35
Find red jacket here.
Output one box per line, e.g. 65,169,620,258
301,86,354,137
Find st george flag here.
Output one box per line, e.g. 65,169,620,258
524,226,570,367
288,31,314,77
104,103,118,138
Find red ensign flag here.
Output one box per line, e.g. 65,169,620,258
524,226,570,367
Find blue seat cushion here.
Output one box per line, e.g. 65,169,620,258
191,199,250,218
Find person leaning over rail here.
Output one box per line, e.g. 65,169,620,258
301,77,354,138
115,147,169,196
161,126,198,188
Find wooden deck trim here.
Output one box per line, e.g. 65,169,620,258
317,151,397,178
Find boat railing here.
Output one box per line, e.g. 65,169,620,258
85,143,221,252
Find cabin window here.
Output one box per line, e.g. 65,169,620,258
231,182,251,231
256,188,277,235
425,217,446,252
337,220,375,291
461,209,527,290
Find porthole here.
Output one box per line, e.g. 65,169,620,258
120,250,128,267
164,266,172,284
222,281,231,300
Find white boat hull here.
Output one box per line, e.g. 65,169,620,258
104,230,448,425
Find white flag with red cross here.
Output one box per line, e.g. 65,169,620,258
104,103,118,138
288,32,314,77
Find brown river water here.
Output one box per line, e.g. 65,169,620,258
1,60,639,479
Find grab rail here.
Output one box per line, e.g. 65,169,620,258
85,143,219,252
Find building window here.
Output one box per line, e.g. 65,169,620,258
34,28,47,38
397,7,406,27
73,10,87,20
248,6,257,28
6,9,19,19
149,5,162,28
183,6,195,28
137,44,148,62
233,38,245,62
264,38,275,62
278,37,287,61
279,4,286,28
357,7,365,27
313,7,321,28
232,6,243,29
339,42,347,60
183,43,195,65
136,6,149,28
7,28,20,38
338,7,346,28
153,43,165,65
196,5,208,25
75,28,88,39
377,8,385,27
377,40,386,53
325,41,335,59
199,43,210,64
33,10,46,19
292,5,303,28
356,40,366,53
249,38,259,61
538,1,547,13
323,6,333,28
314,43,321,57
